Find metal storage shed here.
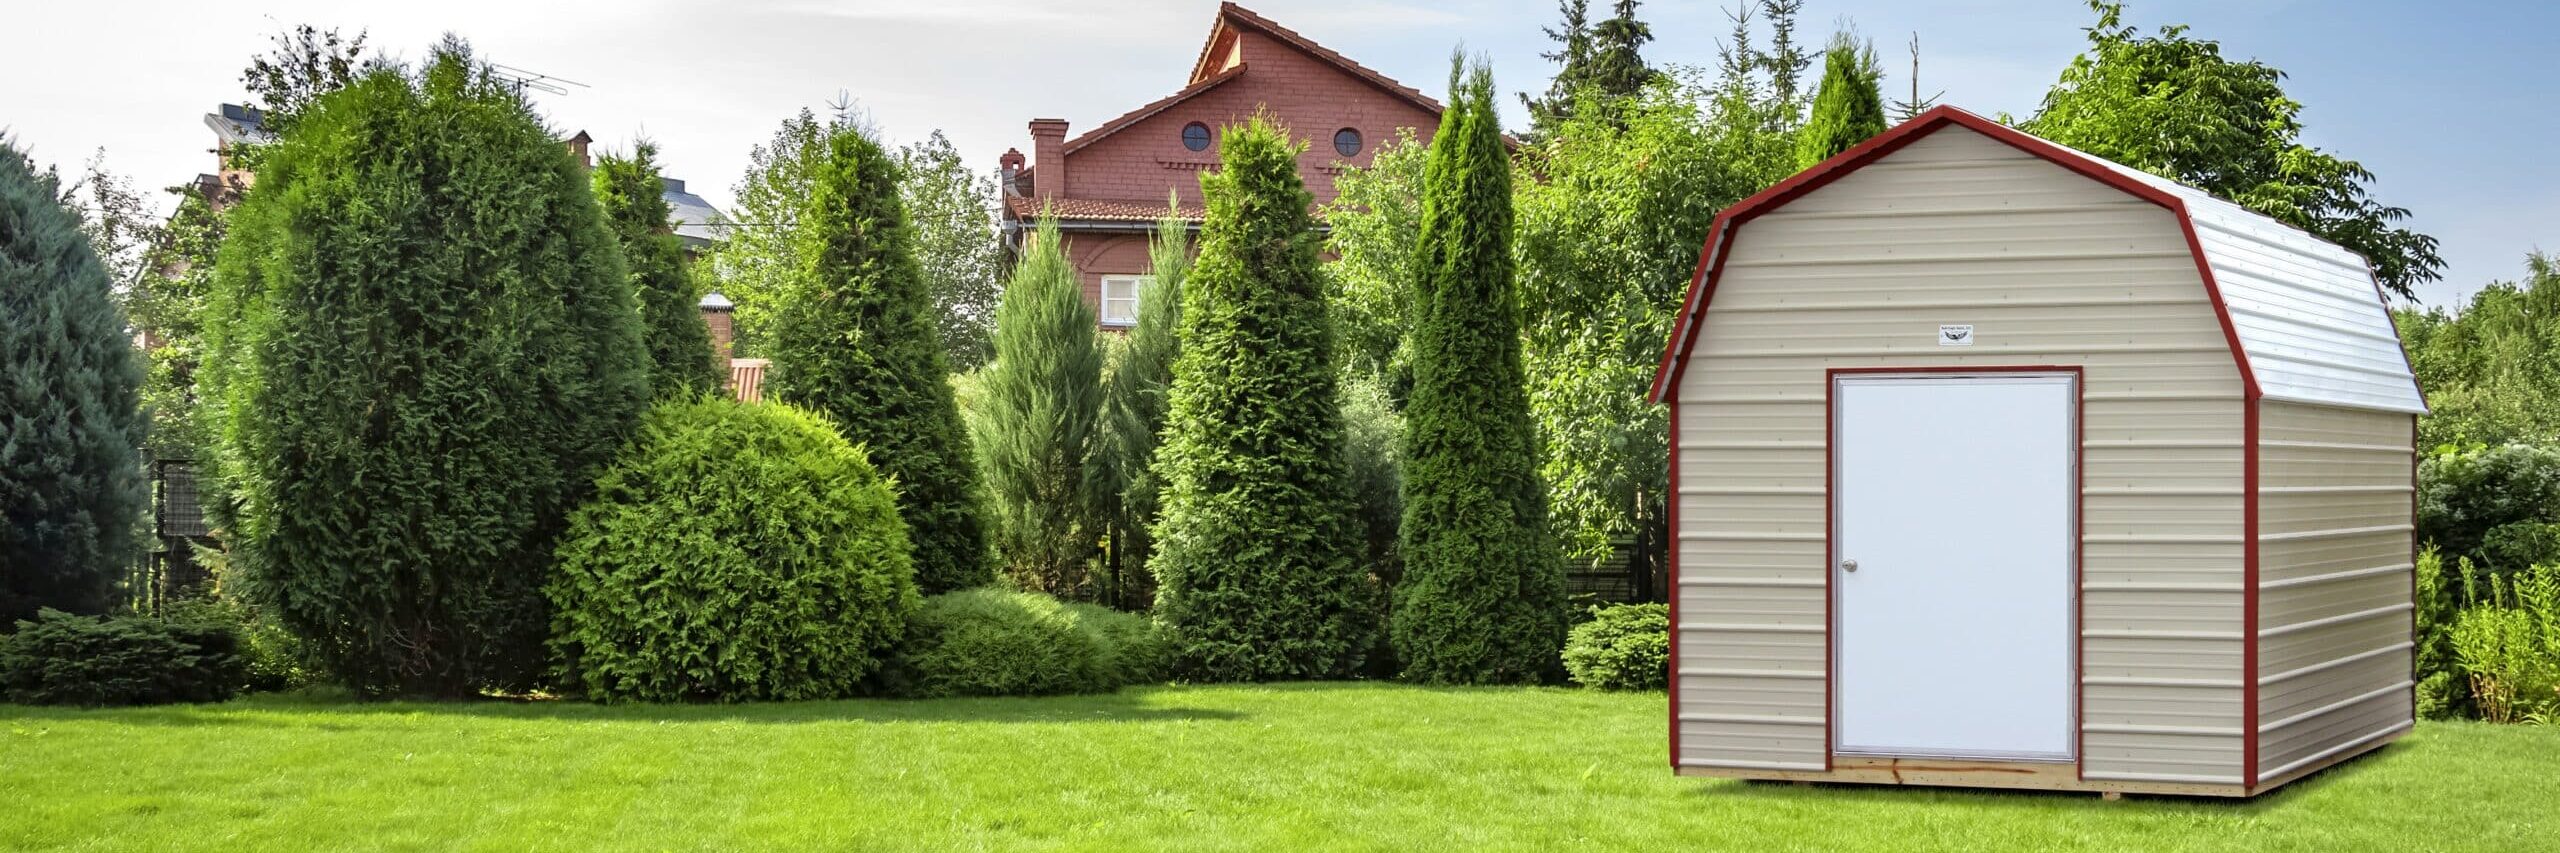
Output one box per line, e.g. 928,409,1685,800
1650,106,2424,798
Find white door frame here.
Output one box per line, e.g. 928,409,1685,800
1826,367,2081,764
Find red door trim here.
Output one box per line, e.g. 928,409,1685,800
1824,366,2085,771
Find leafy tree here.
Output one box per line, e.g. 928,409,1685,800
199,44,649,695
237,25,377,167
1149,115,1373,680
2396,253,2560,449
1796,29,1888,168
1516,61,1799,575
2023,1,2441,298
0,141,148,623
974,217,1104,595
767,123,990,594
1323,129,1429,405
704,109,827,358
592,142,721,399
1097,211,1188,609
1393,60,1565,684
900,131,1005,370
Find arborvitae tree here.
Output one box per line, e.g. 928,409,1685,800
593,142,721,399
973,217,1103,595
0,142,148,623
1392,61,1564,684
768,124,990,594
1148,116,1373,680
1796,30,1889,169
199,44,649,696
1098,211,1187,609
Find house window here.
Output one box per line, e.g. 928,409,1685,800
1101,275,1149,327
1333,128,1363,157
1181,122,1212,152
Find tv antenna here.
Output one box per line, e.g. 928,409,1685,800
492,64,589,97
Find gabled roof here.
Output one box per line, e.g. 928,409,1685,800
659,176,729,249
205,103,269,146
1189,3,1441,115
1650,105,2424,415
1056,2,1443,158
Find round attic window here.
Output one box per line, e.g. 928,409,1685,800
1181,122,1212,152
1333,128,1363,157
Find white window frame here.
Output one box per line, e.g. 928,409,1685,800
1100,275,1148,328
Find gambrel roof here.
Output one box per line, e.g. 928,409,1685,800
1650,106,2425,414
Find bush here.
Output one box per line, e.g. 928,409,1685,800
166,596,318,693
199,45,649,695
1,610,247,706
2418,444,2560,567
881,589,1164,698
546,398,920,703
1561,604,1668,691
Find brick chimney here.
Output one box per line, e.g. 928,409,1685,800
699,291,735,366
998,148,1027,197
1028,119,1069,203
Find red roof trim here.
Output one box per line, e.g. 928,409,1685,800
1646,105,2263,405
1060,64,1251,156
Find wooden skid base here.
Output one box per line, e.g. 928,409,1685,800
1676,731,2402,799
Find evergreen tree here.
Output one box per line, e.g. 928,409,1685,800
1393,60,1564,684
768,124,990,594
974,217,1104,595
199,44,649,695
0,142,148,623
1519,0,1596,137
1098,211,1188,609
1796,30,1889,169
1586,0,1659,98
1149,116,1373,680
593,142,721,399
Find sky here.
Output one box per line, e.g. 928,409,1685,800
2,0,2550,307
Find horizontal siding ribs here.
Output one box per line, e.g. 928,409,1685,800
1713,296,2206,313
2259,603,2412,639
1683,668,1824,680
1679,577,1825,589
2260,524,2414,544
1677,758,1828,772
2084,675,2243,689
2083,722,2244,737
2257,723,2411,782
2081,770,2245,785
2261,642,2415,686
2260,564,2411,591
1677,532,1827,542
1678,712,1825,726
1703,344,2228,359
2262,682,2414,732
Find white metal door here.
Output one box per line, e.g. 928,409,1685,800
1832,372,2076,761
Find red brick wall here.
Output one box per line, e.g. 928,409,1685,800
1060,29,1439,209
1059,231,1155,321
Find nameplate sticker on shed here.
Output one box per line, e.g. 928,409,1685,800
1939,324,1975,346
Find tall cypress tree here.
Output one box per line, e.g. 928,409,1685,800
0,142,148,623
768,123,989,594
1149,116,1373,680
1796,30,1890,169
974,216,1103,595
200,45,649,695
593,142,721,398
1098,210,1187,609
1393,60,1564,684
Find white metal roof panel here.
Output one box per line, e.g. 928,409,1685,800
2085,157,2426,414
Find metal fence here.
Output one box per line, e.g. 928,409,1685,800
129,458,216,615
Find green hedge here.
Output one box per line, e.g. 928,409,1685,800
546,398,920,702
1561,603,1668,691
881,589,1165,698
1,610,247,706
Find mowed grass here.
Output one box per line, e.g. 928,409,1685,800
2,684,2552,852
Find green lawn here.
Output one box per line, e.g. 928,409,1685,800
2,684,2550,851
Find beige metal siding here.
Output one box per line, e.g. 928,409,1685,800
2254,400,2416,780
1674,127,2248,784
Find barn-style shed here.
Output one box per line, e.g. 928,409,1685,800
1650,106,2424,797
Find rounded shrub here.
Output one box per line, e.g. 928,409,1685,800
1561,603,1668,691
0,610,248,706
882,590,1168,698
546,398,920,702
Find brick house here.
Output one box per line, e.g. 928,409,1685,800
997,2,1446,328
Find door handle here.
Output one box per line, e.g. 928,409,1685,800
1841,559,1859,573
